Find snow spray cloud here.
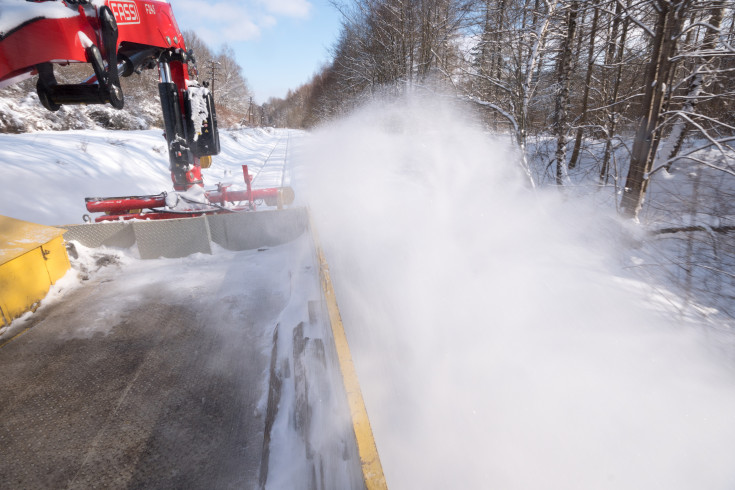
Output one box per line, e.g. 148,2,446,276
298,96,735,490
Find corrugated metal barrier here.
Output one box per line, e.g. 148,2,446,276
62,208,309,259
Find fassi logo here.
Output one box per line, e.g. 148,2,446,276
109,0,141,25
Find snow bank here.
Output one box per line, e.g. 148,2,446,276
0,127,299,225
0,129,172,224
0,89,158,133
300,96,735,490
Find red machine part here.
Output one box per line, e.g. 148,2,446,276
0,0,205,190
94,211,206,222
85,166,296,222
1,2,292,222
85,194,169,214
0,1,186,86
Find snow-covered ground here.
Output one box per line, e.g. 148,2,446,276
2,96,735,489
526,133,735,320
0,126,300,225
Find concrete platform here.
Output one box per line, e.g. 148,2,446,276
0,230,371,489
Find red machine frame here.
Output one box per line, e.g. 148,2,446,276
1,0,291,222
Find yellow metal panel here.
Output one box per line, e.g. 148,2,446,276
0,216,71,326
0,248,53,324
43,236,71,284
0,215,66,264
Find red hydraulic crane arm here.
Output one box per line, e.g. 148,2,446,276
0,0,220,190
0,1,186,86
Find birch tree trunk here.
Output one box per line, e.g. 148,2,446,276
620,0,691,219
599,0,629,184
554,0,580,185
518,0,559,150
569,0,599,169
658,2,726,171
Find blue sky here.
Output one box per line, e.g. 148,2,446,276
172,0,343,103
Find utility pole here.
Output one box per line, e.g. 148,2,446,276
207,60,221,94
247,96,254,126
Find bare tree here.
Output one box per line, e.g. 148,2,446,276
598,0,632,185
568,0,600,169
620,0,693,219
553,0,580,185
182,31,253,126
654,2,734,173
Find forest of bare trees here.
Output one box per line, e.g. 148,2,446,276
265,0,735,315
274,1,734,205
182,31,253,127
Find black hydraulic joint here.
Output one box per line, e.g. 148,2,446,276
159,81,192,170
98,6,124,109
117,48,161,78
35,63,61,112
35,6,123,111
157,55,195,187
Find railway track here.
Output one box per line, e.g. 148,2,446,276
251,130,291,189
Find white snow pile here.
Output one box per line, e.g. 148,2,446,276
0,126,300,225
301,96,735,490
0,85,160,133
186,84,210,142
0,129,172,224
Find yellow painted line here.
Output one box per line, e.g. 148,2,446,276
0,326,31,349
309,211,388,490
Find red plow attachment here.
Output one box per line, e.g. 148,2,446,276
85,165,295,223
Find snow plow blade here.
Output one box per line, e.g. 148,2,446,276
64,208,307,259
0,207,387,489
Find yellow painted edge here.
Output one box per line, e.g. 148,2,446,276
0,326,31,349
308,210,388,490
